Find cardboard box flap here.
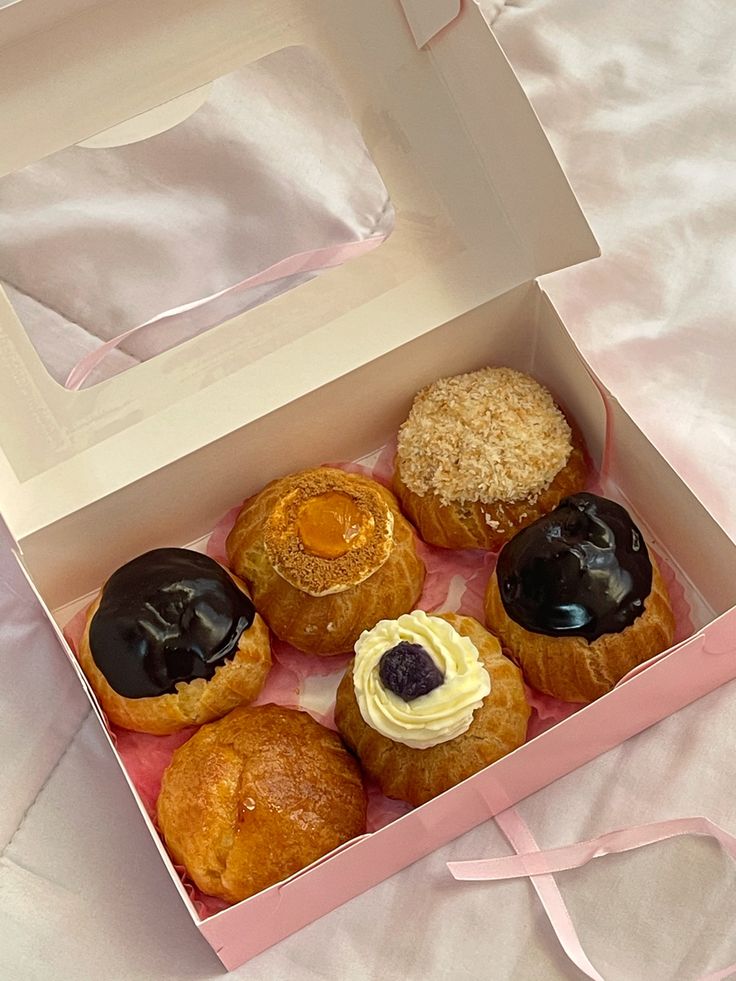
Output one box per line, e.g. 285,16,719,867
398,0,461,48
0,0,103,51
0,0,598,545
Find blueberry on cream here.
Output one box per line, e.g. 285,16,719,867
352,611,491,749
378,642,444,701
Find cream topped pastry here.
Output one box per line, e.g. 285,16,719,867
336,612,530,805
353,611,491,749
393,367,589,550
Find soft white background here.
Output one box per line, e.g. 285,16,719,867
2,1,736,978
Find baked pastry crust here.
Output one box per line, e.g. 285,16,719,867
156,705,367,902
484,554,675,703
226,468,426,655
77,570,271,735
334,613,529,806
394,426,588,551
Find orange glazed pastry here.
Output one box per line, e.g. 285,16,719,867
484,493,675,703
156,705,367,903
393,367,588,550
226,467,425,655
335,611,529,806
77,548,271,735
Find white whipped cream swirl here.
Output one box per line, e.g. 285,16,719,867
353,611,491,749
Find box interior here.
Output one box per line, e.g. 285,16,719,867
19,278,734,943
14,281,731,928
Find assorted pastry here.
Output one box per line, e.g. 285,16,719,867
225,466,425,655
157,705,367,902
393,367,588,550
72,365,679,905
484,492,676,703
334,611,529,805
77,547,271,734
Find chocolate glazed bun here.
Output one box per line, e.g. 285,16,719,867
77,548,272,734
484,494,675,703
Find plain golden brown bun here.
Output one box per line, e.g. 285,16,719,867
226,467,425,655
156,705,367,902
334,613,529,806
394,426,588,551
77,571,272,735
484,555,675,703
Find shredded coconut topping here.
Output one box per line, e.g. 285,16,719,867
396,367,572,506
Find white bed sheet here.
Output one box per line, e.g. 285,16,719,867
1,1,735,978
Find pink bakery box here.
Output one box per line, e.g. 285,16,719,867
0,0,734,972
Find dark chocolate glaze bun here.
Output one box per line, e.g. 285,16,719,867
496,493,652,642
89,548,256,698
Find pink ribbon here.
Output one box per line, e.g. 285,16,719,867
448,808,736,980
64,232,388,391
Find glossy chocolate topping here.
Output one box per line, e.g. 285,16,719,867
89,548,255,698
497,493,652,641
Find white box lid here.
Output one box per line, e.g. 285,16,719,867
0,0,598,544
0,0,103,49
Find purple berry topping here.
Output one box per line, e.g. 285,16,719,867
378,642,444,702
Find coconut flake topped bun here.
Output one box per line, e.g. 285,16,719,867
393,367,588,550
